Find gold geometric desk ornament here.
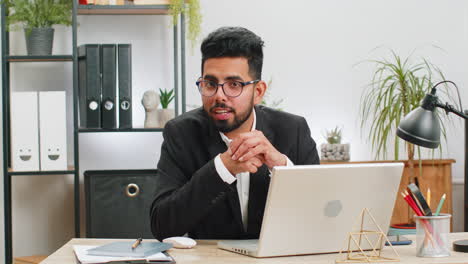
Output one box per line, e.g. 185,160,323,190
335,208,400,263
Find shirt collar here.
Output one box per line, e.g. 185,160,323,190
219,108,257,144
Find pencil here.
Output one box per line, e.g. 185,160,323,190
435,193,446,216
406,188,424,214
401,192,437,247
402,192,423,216
427,188,431,208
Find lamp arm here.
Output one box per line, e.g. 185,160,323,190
435,102,468,120
432,80,464,112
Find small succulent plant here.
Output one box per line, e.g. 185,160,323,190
159,88,175,109
325,126,342,144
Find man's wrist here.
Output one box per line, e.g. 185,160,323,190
220,152,234,174
215,154,236,184
271,152,287,167
267,153,290,170
279,153,287,166
285,155,294,166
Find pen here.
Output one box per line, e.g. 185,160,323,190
132,238,143,249
435,193,446,216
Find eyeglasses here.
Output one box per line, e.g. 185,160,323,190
196,78,260,98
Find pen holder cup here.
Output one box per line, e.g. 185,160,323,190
415,214,451,257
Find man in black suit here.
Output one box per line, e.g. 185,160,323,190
150,27,320,241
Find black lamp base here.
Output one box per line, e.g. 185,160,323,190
453,240,468,252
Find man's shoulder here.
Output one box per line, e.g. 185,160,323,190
164,107,210,131
255,105,305,124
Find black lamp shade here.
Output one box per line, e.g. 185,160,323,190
396,107,441,149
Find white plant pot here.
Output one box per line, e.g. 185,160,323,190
320,143,350,161
157,108,175,128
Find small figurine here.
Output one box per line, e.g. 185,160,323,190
141,90,160,128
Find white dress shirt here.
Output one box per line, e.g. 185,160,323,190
213,109,293,231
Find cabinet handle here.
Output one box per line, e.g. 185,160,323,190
126,183,140,198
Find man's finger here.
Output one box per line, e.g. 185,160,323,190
239,145,264,162
248,165,258,173
255,154,266,164
232,141,252,160
250,156,263,167
229,132,256,155
233,137,261,160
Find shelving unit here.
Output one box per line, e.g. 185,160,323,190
6,55,74,62
7,167,76,176
1,2,78,263
2,2,186,264
78,4,172,15
78,128,164,133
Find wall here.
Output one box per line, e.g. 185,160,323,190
453,182,464,232
1,0,467,259
187,0,468,174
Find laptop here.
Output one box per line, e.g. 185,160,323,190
218,163,404,257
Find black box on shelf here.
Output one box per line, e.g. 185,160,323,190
85,169,157,239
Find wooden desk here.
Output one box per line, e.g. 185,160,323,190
41,233,468,264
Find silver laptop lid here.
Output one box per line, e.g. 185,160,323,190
257,163,403,257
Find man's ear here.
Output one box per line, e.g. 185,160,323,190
253,80,267,105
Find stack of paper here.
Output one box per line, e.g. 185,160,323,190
73,245,174,264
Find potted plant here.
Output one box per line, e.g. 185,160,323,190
359,50,454,225
261,78,284,111
3,0,72,55
169,0,201,48
360,51,452,177
320,126,350,161
158,88,175,127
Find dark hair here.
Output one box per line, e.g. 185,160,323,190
201,27,264,80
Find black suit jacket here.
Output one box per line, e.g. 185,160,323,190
150,105,320,241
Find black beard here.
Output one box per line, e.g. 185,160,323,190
208,102,253,133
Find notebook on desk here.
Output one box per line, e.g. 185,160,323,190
73,245,175,264
218,163,404,257
87,241,172,257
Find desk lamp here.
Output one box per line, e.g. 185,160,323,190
396,80,468,252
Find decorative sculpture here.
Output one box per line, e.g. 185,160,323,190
141,90,160,128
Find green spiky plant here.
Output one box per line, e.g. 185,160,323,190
3,0,72,35
325,126,342,144
169,0,201,49
261,78,284,111
360,50,452,182
159,88,175,109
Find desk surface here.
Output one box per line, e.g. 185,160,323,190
41,233,468,264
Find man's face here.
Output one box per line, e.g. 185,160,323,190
201,57,263,133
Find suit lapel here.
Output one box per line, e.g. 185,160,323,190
204,106,276,236
246,106,274,236
254,105,274,144
247,164,270,236
204,113,244,234
205,112,227,159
